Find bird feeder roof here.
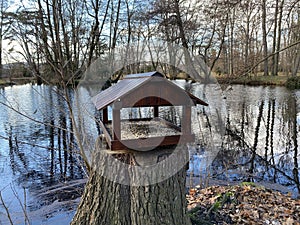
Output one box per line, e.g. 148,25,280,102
92,71,208,110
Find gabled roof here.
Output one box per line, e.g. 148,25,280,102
92,71,208,110
123,71,164,79
92,77,150,110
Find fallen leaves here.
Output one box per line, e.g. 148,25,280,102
187,184,300,225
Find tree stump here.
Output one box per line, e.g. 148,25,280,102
71,142,192,225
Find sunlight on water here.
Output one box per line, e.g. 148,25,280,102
0,83,300,224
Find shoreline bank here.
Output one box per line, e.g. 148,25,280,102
216,75,288,86
1,75,299,89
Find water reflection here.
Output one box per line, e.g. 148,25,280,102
0,85,87,223
189,85,300,196
0,83,300,223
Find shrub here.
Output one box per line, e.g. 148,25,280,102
286,76,300,89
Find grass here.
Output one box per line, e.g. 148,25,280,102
0,77,37,86
215,72,298,86
188,206,214,225
0,78,7,85
236,75,287,86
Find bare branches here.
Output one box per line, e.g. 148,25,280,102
242,40,300,77
11,186,30,225
0,191,14,225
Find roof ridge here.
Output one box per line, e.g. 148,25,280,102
123,71,164,79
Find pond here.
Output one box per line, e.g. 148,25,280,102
0,83,299,224
188,84,300,196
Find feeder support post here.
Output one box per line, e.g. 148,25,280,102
182,105,191,135
112,101,122,141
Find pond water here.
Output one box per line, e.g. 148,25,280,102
0,84,92,224
188,84,300,196
0,83,299,224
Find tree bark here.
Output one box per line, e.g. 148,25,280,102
0,0,8,79
262,0,269,76
275,0,284,76
173,0,205,81
271,0,279,76
229,8,235,77
71,143,192,225
291,8,300,77
292,51,300,77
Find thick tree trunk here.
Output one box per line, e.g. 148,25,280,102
71,144,192,225
71,167,131,224
292,10,300,77
271,0,279,76
292,52,300,77
262,0,269,76
275,0,284,76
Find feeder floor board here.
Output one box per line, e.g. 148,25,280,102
106,120,182,140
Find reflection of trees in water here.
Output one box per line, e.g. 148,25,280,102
248,100,264,182
8,127,28,175
290,96,299,192
270,99,276,182
5,88,86,206
209,87,300,194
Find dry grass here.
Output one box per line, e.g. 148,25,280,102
215,72,294,86
0,78,7,85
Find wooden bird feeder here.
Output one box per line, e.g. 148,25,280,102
92,71,208,151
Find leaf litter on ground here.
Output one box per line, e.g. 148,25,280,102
187,183,300,225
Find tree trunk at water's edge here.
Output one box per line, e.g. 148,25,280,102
71,144,192,225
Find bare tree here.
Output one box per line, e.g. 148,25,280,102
261,0,269,76
35,0,88,85
0,0,13,78
85,0,111,66
271,0,285,76
290,1,300,76
239,1,259,74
